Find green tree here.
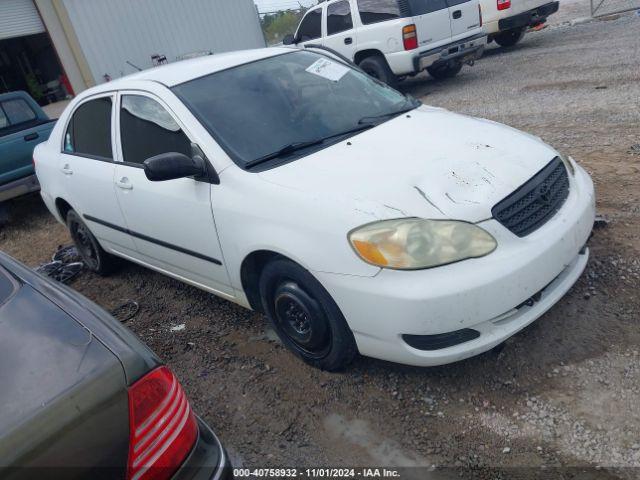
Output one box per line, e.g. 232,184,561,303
261,8,307,45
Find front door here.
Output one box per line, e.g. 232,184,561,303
323,0,358,60
112,92,232,297
59,94,135,253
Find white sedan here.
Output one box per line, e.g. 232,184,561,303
34,47,595,370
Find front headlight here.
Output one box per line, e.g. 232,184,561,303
349,218,497,270
558,152,576,176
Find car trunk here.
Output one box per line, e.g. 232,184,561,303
0,274,130,478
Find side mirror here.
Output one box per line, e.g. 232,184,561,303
143,152,206,182
283,34,295,45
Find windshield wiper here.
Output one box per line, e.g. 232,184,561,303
245,123,376,169
358,97,421,125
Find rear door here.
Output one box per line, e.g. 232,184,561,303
113,91,232,297
446,0,482,40
407,0,452,49
59,94,136,254
323,0,358,60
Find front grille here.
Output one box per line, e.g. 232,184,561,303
492,157,569,237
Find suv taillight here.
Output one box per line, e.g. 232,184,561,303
127,366,198,480
402,24,418,50
497,0,511,10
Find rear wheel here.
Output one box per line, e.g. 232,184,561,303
66,210,118,275
259,259,358,371
358,55,399,89
427,61,463,80
494,27,526,47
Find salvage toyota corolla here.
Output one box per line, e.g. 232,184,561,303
34,47,595,370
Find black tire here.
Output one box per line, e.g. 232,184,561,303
66,210,118,275
259,259,358,371
494,27,526,47
427,61,463,80
358,55,399,89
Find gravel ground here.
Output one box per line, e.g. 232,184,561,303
1,5,639,479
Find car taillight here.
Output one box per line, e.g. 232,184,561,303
402,24,418,51
497,0,511,10
479,5,483,26
127,366,198,480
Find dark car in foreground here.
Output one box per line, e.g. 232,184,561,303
0,252,230,480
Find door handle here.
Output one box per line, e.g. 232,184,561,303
61,164,73,175
452,9,462,18
24,132,39,141
116,177,133,190
344,37,353,45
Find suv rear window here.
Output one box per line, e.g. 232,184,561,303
0,268,16,305
357,0,403,24
327,1,354,35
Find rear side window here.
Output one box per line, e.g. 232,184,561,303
119,95,192,165
327,1,354,35
64,97,113,159
297,8,322,41
407,0,448,13
357,0,402,24
2,99,37,125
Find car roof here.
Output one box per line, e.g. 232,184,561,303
88,47,293,94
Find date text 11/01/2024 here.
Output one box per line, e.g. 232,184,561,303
233,468,402,478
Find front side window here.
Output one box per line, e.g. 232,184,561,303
297,9,322,41
173,51,414,170
120,95,191,165
64,97,113,159
2,99,37,125
357,0,402,24
328,1,354,35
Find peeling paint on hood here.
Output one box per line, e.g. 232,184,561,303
258,106,559,223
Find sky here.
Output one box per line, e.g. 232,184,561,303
253,0,317,13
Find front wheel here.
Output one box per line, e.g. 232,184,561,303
259,259,358,371
67,210,119,275
494,27,526,47
427,61,463,80
358,55,399,89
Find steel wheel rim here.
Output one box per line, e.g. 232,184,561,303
72,221,99,270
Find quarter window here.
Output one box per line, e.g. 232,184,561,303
64,97,113,159
119,95,191,165
357,0,402,24
297,9,322,41
327,1,354,35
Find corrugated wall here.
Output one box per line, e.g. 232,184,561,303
61,0,265,83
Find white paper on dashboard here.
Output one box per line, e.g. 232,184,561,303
305,58,349,82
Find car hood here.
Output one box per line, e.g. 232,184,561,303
258,106,559,223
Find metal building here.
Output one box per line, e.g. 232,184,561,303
0,0,265,101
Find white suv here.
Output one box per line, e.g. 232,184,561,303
284,0,487,86
480,0,559,47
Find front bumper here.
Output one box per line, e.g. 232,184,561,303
0,174,39,203
498,1,560,31
413,34,487,73
315,164,595,367
173,417,232,480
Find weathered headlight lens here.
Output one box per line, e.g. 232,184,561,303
349,218,497,270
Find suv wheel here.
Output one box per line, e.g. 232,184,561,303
494,27,526,47
66,210,118,275
358,55,399,89
259,259,358,371
427,61,463,80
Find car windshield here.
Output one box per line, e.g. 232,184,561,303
172,50,418,169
